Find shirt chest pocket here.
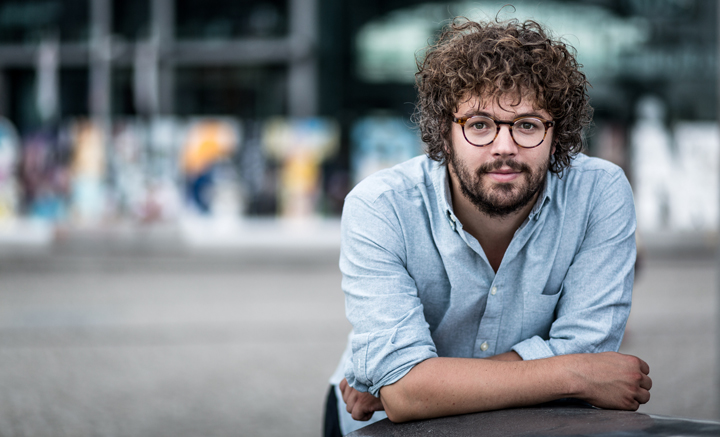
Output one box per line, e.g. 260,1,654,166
521,289,562,339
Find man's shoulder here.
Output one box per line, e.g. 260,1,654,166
566,154,625,177
563,153,625,180
347,155,436,204
552,154,633,207
556,154,628,191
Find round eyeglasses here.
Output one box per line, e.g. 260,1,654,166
452,115,555,148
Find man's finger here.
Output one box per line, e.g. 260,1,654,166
640,374,652,391
358,411,373,421
352,403,374,421
636,388,651,405
351,407,365,421
345,392,357,413
340,380,353,403
638,358,650,375
351,409,365,421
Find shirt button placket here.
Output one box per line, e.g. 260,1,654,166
476,285,500,356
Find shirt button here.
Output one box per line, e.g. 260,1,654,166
480,342,489,351
490,287,497,295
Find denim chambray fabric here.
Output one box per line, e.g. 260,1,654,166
330,153,635,431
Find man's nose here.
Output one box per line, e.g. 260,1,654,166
489,125,519,155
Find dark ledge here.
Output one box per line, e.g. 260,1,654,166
347,403,720,436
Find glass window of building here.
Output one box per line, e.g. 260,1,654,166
113,0,150,41
112,67,135,116
0,0,88,43
5,67,88,132
176,0,288,39
175,66,287,117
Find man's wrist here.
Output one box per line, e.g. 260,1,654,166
549,354,586,400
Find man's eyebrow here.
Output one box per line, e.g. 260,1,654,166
461,110,549,119
461,110,490,117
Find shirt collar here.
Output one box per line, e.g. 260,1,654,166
529,173,553,220
430,160,459,231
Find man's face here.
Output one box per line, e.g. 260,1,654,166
448,95,555,217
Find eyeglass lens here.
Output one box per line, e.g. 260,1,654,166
464,116,546,148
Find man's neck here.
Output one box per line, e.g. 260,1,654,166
449,170,538,272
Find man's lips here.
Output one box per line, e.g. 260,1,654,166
486,168,522,182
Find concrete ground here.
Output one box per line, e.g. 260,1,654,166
620,251,717,421
0,228,716,436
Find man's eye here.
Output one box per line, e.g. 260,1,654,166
468,121,489,130
517,121,540,131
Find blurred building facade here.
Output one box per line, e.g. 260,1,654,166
0,0,715,235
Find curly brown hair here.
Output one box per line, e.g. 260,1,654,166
414,17,592,174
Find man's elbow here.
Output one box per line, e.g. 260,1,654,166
379,383,417,423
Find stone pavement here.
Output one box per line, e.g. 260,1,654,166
620,251,717,421
0,234,349,437
0,227,716,436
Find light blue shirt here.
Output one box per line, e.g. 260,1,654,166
330,153,636,434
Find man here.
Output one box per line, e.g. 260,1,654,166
324,18,651,436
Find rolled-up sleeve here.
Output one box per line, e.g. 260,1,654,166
340,192,438,396
513,168,636,360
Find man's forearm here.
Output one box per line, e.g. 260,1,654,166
486,350,522,361
379,356,567,422
379,352,651,423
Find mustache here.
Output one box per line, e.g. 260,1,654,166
477,159,531,175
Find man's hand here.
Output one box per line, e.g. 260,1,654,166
570,352,652,411
339,378,385,421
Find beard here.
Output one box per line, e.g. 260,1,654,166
450,153,549,218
